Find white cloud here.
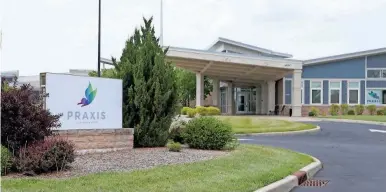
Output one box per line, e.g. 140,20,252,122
1,0,386,75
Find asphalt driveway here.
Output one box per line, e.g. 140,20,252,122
238,121,386,192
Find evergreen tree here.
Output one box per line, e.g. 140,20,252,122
91,17,177,147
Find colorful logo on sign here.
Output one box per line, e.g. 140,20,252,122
77,82,97,107
368,90,380,100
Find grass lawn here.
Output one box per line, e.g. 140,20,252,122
2,145,313,192
217,116,316,134
321,115,386,122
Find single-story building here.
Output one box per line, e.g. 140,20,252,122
166,37,386,117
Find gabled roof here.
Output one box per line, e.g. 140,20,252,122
304,47,386,65
207,37,293,58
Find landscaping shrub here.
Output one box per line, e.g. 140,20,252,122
308,107,320,117
15,137,75,174
366,105,377,115
340,104,349,115
169,120,187,143
195,106,208,116
348,109,355,115
329,104,340,116
207,106,221,116
181,107,190,115
1,145,13,175
222,138,240,151
1,83,62,152
183,116,233,150
187,108,197,118
355,104,365,115
376,109,384,115
167,140,182,152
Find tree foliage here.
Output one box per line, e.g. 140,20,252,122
90,17,178,147
1,81,62,152
174,68,213,106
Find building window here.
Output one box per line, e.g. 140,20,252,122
301,80,304,104
310,81,322,104
348,82,360,104
366,89,386,105
329,81,341,104
367,69,386,79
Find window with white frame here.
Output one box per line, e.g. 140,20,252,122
348,82,360,104
367,69,386,78
311,81,322,104
329,81,341,104
301,80,304,104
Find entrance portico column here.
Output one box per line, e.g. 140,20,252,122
212,79,220,107
196,73,204,106
292,69,302,117
227,82,234,115
267,81,276,114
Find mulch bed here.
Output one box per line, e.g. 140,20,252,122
4,147,228,179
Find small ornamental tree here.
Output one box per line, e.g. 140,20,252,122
90,17,178,147
1,81,62,152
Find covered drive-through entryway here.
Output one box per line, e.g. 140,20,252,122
166,47,303,117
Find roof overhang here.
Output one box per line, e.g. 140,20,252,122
166,47,302,86
207,37,293,58
304,47,386,65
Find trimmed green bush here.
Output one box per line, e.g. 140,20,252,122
376,109,384,115
207,106,221,116
195,106,208,116
167,141,182,152
181,107,190,115
348,109,355,115
329,104,340,116
308,107,320,117
1,145,13,175
169,120,187,143
340,104,349,115
187,108,197,118
183,117,233,150
366,105,377,115
355,104,365,115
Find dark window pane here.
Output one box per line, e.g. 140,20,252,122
349,90,359,104
367,70,381,78
312,90,321,104
330,90,340,104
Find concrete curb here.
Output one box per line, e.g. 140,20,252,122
235,126,321,136
317,118,386,126
254,156,323,192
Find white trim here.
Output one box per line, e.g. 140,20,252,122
301,80,304,104
283,77,286,105
310,80,323,105
347,81,360,105
167,47,303,70
206,37,293,58
286,78,365,81
329,80,341,104
304,47,386,65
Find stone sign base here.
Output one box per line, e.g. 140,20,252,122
52,128,134,154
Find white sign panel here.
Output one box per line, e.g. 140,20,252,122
366,89,383,105
45,73,122,129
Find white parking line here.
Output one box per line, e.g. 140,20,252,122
369,129,386,133
238,139,254,141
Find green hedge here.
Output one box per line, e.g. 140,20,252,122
181,106,221,117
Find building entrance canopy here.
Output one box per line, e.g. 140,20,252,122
166,47,302,86
165,47,303,117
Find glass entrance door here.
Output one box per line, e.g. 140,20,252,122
237,93,248,113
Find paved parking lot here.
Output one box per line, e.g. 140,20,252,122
239,121,386,192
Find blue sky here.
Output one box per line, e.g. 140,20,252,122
1,0,386,75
